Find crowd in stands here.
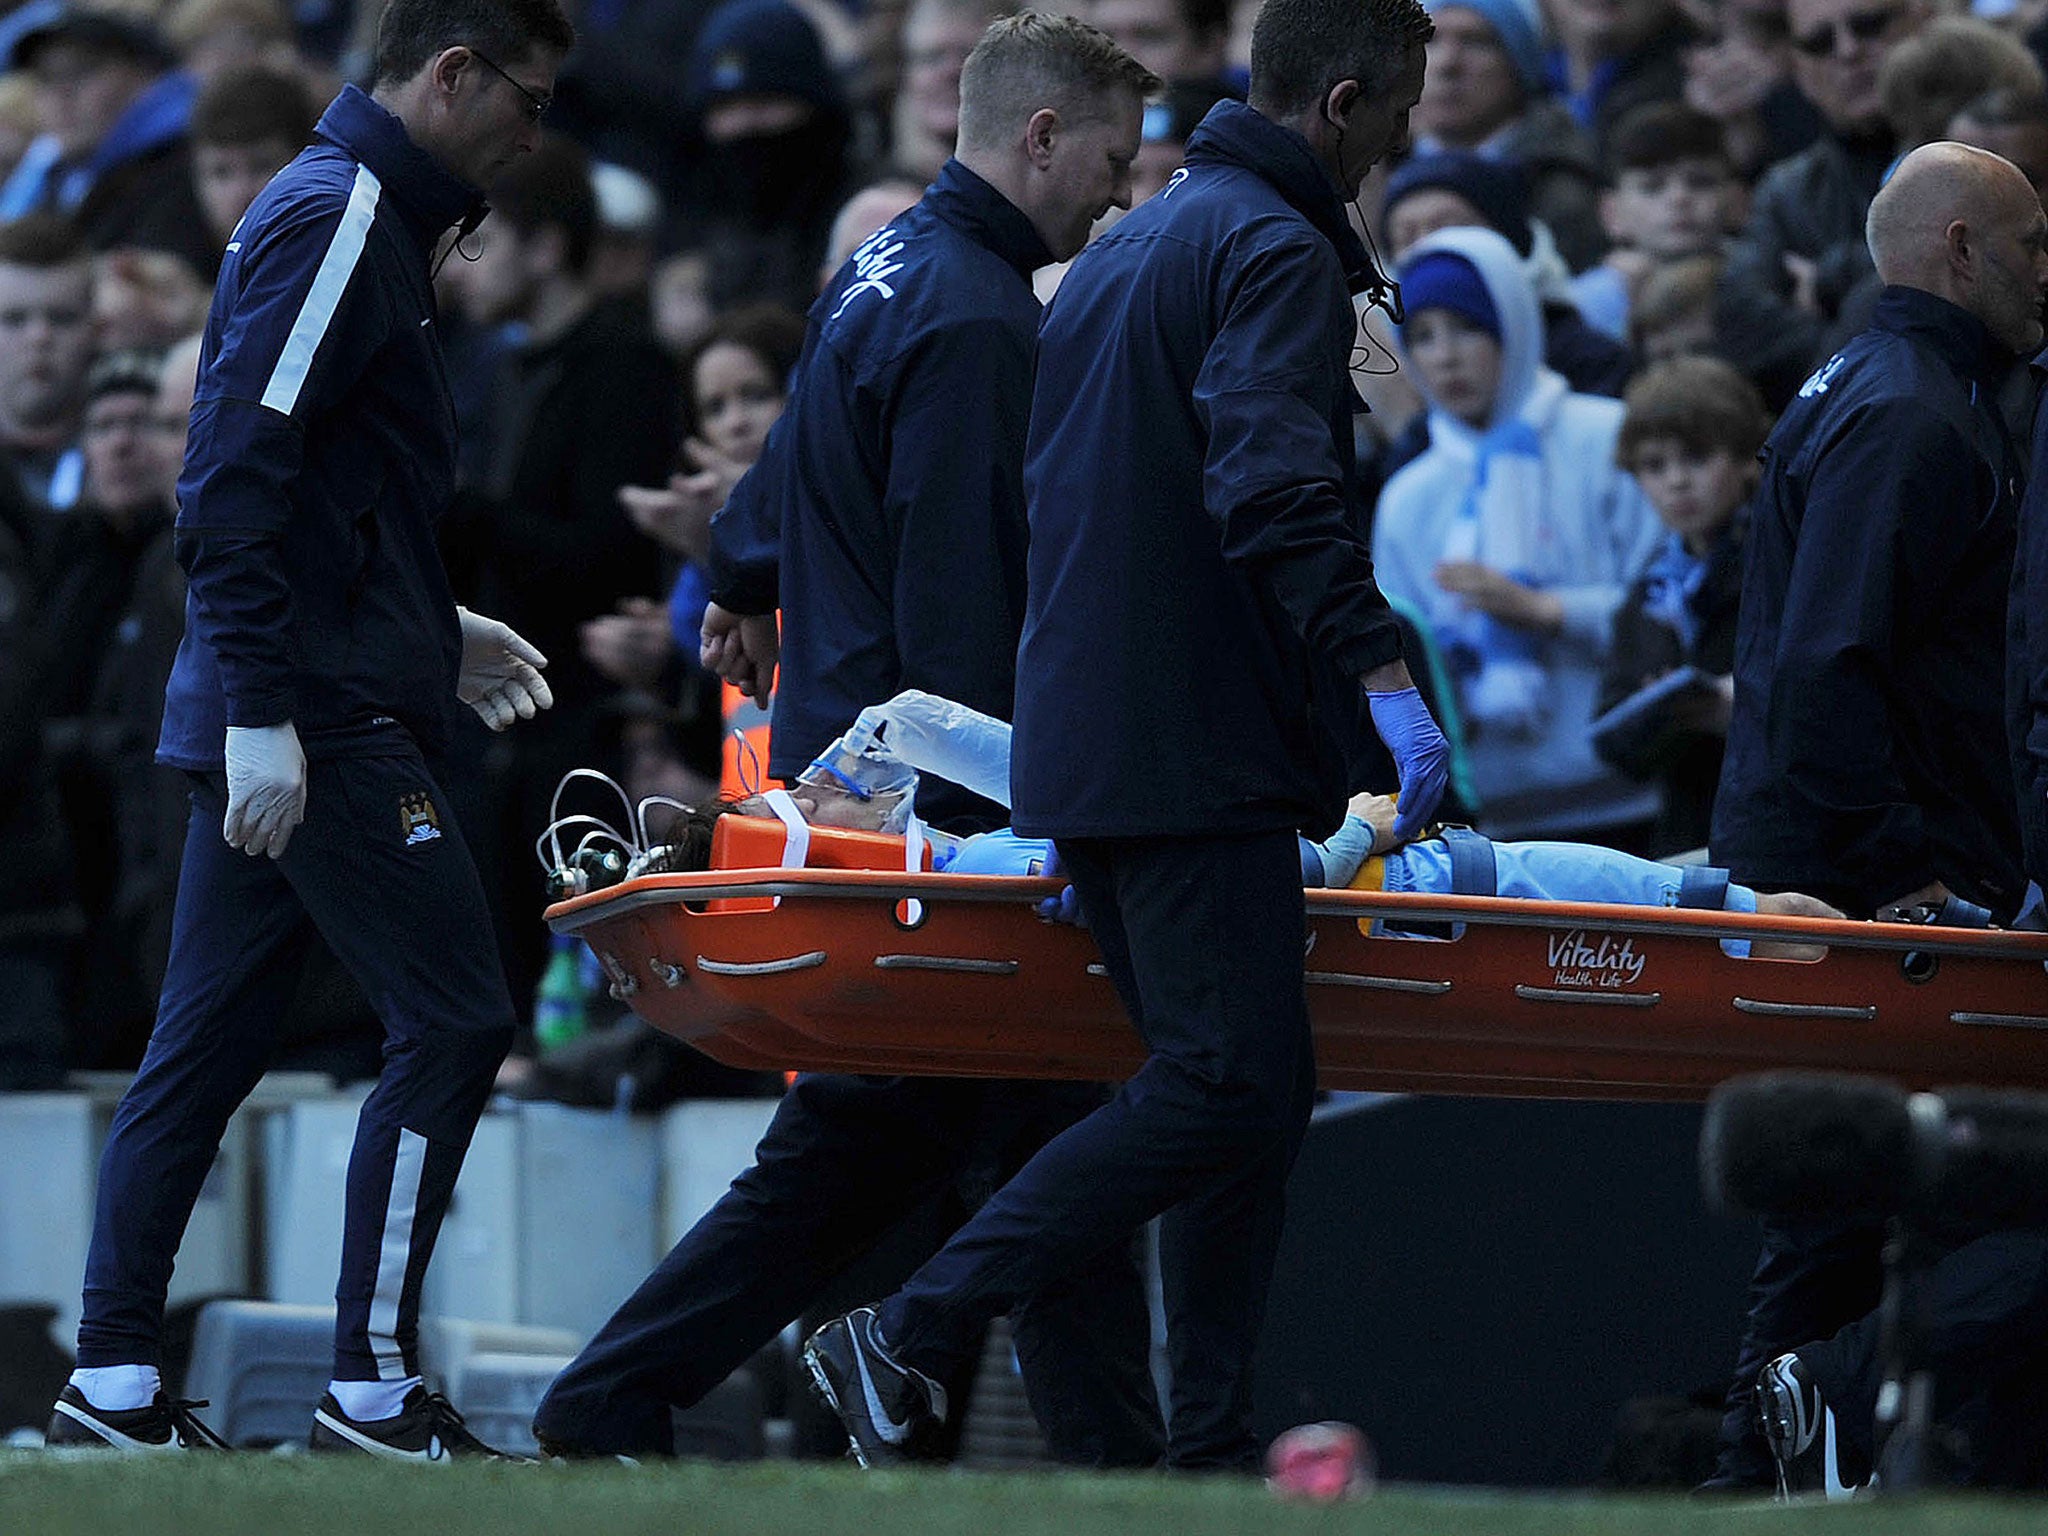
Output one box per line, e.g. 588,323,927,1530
3,0,2048,1101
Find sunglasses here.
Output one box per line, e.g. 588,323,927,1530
1790,6,1900,57
469,48,552,123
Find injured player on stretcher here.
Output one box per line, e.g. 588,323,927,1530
647,691,1843,956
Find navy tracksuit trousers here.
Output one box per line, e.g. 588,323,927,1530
77,751,515,1382
877,828,1318,1471
532,1072,1166,1466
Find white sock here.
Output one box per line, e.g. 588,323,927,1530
70,1365,160,1412
326,1376,420,1423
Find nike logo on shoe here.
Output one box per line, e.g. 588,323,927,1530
50,1399,180,1453
852,1331,914,1446
312,1408,450,1463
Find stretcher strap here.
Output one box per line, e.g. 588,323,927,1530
1934,892,1993,928
902,811,927,926
761,790,811,908
1440,827,1498,898
1676,865,1731,910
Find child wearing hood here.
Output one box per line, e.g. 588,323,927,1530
1371,226,1664,843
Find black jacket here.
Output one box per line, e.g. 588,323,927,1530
465,297,680,715
709,160,1054,833
1596,523,1744,855
1014,102,1403,839
1712,287,2025,917
1715,131,1892,409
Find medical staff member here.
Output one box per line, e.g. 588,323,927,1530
48,0,572,1459
538,16,1170,1469
805,0,1451,1472
1708,141,2048,1494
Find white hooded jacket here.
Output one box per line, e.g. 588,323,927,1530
1371,226,1664,838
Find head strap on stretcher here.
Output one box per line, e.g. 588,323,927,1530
761,790,811,898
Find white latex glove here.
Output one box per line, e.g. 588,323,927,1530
224,721,307,859
456,606,553,731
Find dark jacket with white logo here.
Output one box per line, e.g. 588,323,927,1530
1712,286,2024,917
1012,100,1403,840
705,158,1051,831
158,85,483,769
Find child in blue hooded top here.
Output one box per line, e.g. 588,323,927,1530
1372,224,1664,842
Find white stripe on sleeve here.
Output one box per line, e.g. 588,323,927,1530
259,162,382,418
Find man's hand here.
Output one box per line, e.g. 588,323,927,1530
618,440,754,560
700,602,778,700
581,597,675,691
1433,561,1565,635
456,606,553,731
1345,791,1408,855
224,721,307,859
1363,667,1450,842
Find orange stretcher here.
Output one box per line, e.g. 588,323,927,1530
544,816,2048,1101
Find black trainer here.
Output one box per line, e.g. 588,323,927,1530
801,1306,948,1468
1755,1352,1867,1500
45,1385,229,1452
310,1386,531,1463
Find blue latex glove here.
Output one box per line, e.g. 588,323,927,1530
1034,845,1085,926
1367,686,1450,842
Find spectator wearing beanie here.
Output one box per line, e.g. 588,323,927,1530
0,8,214,274
685,0,856,311
1412,0,1607,270
1372,227,1664,845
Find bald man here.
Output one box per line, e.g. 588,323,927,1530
1708,142,2048,1497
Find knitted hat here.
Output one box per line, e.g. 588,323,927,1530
1397,250,1501,340
688,0,841,113
1383,149,1533,257
1422,0,1547,96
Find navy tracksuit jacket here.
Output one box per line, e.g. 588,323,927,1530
705,158,1045,832
875,102,1409,1471
1707,288,2036,1487
1012,101,1403,841
79,87,514,1386
1711,286,2024,920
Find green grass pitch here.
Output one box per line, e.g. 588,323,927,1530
3,1456,2045,1536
